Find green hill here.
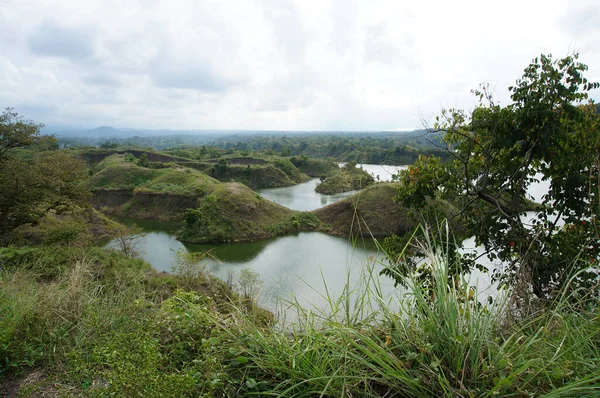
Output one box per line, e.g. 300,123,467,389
178,182,321,243
315,163,375,195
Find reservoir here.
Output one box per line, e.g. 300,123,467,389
106,164,549,319
107,164,405,320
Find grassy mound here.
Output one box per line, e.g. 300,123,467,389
290,156,339,178
79,148,189,166
205,157,311,190
7,207,122,246
178,182,322,243
315,163,374,194
88,155,221,220
89,154,219,195
0,245,269,397
314,183,412,237
314,183,457,238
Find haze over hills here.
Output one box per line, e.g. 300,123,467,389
50,125,430,139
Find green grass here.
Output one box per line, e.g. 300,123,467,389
290,156,339,178
235,225,600,397
89,157,219,196
207,162,310,190
315,164,375,195
0,245,266,397
1,224,598,397
178,183,323,243
7,208,122,247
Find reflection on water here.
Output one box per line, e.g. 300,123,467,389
357,164,407,182
108,164,550,321
259,179,356,211
107,228,395,321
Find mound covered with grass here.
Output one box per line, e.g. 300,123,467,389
88,154,220,220
315,163,374,195
313,183,458,238
0,244,270,397
178,182,322,243
204,157,311,190
290,156,339,178
7,207,122,246
313,183,412,237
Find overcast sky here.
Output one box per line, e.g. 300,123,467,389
1,0,599,131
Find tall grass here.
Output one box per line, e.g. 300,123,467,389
1,226,598,396
235,223,600,397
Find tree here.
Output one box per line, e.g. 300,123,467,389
137,152,150,167
0,108,42,159
114,225,145,258
238,267,262,300
0,110,89,236
383,54,600,303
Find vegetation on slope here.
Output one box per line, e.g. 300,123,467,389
210,131,453,165
0,245,270,397
1,226,598,397
204,157,311,190
386,54,600,301
179,182,322,243
315,162,375,195
290,155,339,177
87,154,220,220
0,110,89,237
7,207,122,246
89,153,219,195
313,183,457,238
58,130,452,166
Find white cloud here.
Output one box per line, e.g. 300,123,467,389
0,0,598,131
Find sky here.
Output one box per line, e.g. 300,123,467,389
1,0,599,132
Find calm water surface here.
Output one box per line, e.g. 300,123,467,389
107,226,394,320
107,165,406,320
258,179,357,211
106,164,549,318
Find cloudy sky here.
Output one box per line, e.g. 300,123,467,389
1,0,599,131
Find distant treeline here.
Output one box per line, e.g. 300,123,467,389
59,130,452,165
210,132,451,164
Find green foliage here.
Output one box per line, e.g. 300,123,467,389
0,108,43,159
235,230,600,397
270,212,323,235
89,156,218,196
170,249,216,289
315,163,375,195
237,267,262,300
290,155,339,177
1,232,599,396
211,131,452,165
137,152,150,167
0,111,90,235
387,54,600,302
0,245,259,396
204,156,311,190
179,183,324,243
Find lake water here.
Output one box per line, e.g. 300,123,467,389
356,164,407,182
107,222,396,321
258,179,357,211
106,164,549,320
106,164,407,320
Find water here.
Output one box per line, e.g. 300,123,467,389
356,164,407,182
106,164,406,320
106,226,395,320
106,163,544,319
258,179,357,211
